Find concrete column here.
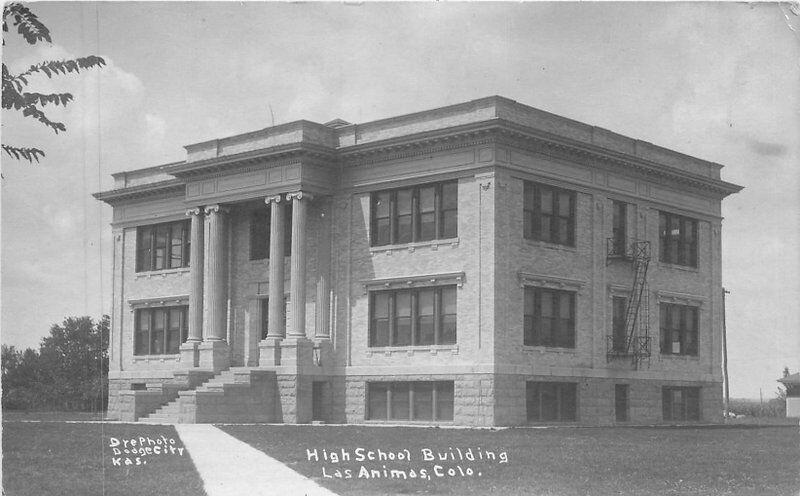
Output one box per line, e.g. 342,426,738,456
180,207,204,367
287,191,312,338
199,204,229,371
266,194,286,338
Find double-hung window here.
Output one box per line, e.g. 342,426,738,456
249,204,293,260
369,286,457,347
134,306,188,355
659,211,698,267
660,303,698,356
523,181,576,246
524,287,576,348
136,221,190,272
611,296,628,352
611,200,627,256
370,181,458,246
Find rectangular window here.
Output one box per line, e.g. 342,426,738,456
524,287,575,348
260,298,269,340
662,387,700,421
250,204,293,260
136,220,190,272
370,181,458,246
366,381,454,421
659,211,698,267
369,286,457,347
660,303,698,356
259,297,288,339
524,181,576,246
526,382,577,422
134,306,188,355
611,201,627,255
615,384,629,422
612,296,628,352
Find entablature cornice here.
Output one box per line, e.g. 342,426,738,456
93,179,185,205
493,122,741,198
336,119,741,198
163,142,336,179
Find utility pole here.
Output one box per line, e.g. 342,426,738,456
722,288,730,418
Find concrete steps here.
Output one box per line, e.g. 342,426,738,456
137,367,277,424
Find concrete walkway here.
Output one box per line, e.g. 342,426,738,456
175,424,339,496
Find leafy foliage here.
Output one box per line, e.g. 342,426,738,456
2,2,105,162
1,315,109,411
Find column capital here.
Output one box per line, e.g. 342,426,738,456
186,207,203,217
204,204,229,215
265,194,283,205
286,191,314,202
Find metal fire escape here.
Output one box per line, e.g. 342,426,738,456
606,239,652,369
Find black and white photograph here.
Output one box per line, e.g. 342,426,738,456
1,2,798,495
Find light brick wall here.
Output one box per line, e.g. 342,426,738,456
106,134,728,426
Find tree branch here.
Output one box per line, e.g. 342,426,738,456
2,144,45,162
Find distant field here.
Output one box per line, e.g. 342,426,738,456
222,424,800,496
2,420,206,496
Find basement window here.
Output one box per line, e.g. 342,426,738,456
366,381,454,421
662,387,700,421
526,382,577,422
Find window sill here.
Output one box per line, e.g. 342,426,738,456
370,237,459,255
523,346,577,354
523,239,577,253
657,262,699,273
660,354,700,361
132,355,181,362
365,344,459,357
135,267,190,279
364,419,455,425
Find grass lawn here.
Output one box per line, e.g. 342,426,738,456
221,424,800,496
2,420,206,496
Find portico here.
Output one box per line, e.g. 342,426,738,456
178,189,316,372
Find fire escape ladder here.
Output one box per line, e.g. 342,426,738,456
624,241,651,368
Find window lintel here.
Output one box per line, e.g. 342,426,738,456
362,272,465,295
656,290,706,306
128,295,189,310
608,285,632,297
518,272,586,290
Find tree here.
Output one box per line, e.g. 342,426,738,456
1,315,109,411
2,2,105,162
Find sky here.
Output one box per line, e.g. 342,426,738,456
1,2,798,399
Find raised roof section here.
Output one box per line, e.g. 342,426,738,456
184,120,336,163
100,95,740,197
111,161,184,188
